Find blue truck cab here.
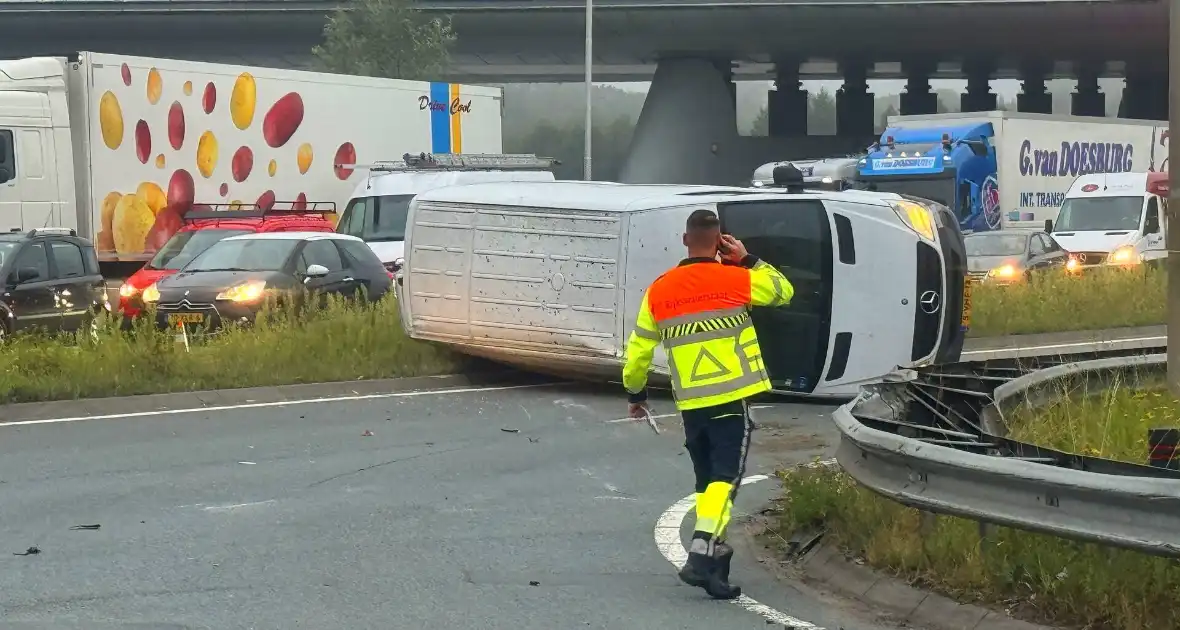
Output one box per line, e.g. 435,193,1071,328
857,124,1001,232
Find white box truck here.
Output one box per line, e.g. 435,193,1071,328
0,52,504,275
855,111,1168,233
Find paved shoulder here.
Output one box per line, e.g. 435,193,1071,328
963,325,1164,359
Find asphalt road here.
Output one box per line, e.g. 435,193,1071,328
0,381,899,630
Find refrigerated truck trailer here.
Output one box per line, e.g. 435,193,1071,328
856,111,1167,233
0,52,504,275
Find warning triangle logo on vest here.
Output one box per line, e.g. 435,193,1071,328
688,347,734,382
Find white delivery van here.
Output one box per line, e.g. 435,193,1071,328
395,180,970,399
335,153,557,270
0,52,504,276
1050,171,1169,268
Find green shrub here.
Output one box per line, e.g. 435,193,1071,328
0,295,462,404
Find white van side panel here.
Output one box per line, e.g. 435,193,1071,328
621,205,713,375
406,201,623,356
822,200,919,392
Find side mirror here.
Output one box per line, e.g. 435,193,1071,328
16,267,39,283
393,257,405,270
1044,219,1053,233
303,264,329,283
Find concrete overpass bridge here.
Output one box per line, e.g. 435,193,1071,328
0,0,1169,183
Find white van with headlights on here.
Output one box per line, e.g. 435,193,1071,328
336,153,557,272
1049,171,1169,269
394,180,970,399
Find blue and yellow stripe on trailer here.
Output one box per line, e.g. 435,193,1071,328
428,82,465,154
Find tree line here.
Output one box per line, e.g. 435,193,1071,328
311,0,1027,180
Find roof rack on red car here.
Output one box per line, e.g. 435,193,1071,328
183,201,338,222
348,153,559,173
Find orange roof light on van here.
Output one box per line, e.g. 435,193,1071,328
1147,172,1169,197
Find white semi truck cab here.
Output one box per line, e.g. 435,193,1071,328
1050,171,1168,268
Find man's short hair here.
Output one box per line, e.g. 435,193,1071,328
686,209,720,232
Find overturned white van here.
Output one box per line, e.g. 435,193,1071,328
395,181,970,398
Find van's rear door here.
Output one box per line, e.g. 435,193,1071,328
405,200,623,356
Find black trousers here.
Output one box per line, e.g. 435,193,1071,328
681,399,753,494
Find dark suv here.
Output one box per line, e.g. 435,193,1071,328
0,228,109,341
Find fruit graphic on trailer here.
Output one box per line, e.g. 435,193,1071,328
334,143,356,180
231,146,253,183
263,93,304,148
293,193,307,211
268,160,277,177
167,169,195,214
183,81,193,96
156,154,166,168
168,102,185,150
112,194,155,255
135,121,151,164
146,68,163,105
297,143,313,174
137,182,167,215
144,207,184,254
202,83,217,114
98,91,123,150
220,183,229,197
256,190,276,212
120,64,131,86
230,73,257,130
196,131,218,178
97,191,122,254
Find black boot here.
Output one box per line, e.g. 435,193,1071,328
677,551,712,588
704,543,741,600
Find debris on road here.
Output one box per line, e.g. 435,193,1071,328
529,580,540,586
500,428,519,433
13,546,40,556
69,524,101,531
528,437,539,443
362,430,374,437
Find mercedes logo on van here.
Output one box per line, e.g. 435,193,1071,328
919,290,941,314
1075,253,1087,263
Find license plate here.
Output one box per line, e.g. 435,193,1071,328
961,276,974,328
167,313,206,326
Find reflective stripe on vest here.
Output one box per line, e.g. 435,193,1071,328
657,306,767,401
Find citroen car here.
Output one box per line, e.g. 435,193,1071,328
142,232,391,333
965,230,1071,284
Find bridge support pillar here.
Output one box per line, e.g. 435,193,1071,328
1017,65,1053,114
899,62,937,115
618,57,741,185
768,60,808,137
961,61,997,112
836,62,874,137
1072,64,1106,117
1120,67,1168,120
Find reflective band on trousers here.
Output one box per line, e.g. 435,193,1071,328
657,307,768,401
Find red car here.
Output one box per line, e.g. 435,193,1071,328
119,204,337,320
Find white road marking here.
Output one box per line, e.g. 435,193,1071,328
203,500,275,512
0,383,561,428
606,412,678,424
654,474,823,629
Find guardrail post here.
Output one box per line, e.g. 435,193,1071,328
977,520,996,557
919,511,936,536
1148,428,1180,469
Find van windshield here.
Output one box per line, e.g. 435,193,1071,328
1055,196,1143,232
146,229,252,270
338,194,414,242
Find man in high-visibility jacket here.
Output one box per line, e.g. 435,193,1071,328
623,208,793,599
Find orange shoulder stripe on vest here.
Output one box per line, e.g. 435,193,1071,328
648,264,752,322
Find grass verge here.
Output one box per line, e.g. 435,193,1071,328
0,295,464,405
968,266,1164,338
770,465,1180,630
1007,372,1176,463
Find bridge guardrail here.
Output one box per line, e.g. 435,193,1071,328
831,342,1180,558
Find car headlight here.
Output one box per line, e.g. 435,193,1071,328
1065,256,1080,272
987,264,1018,279
118,283,139,298
216,280,267,302
141,283,160,303
1108,246,1138,265
889,200,936,241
